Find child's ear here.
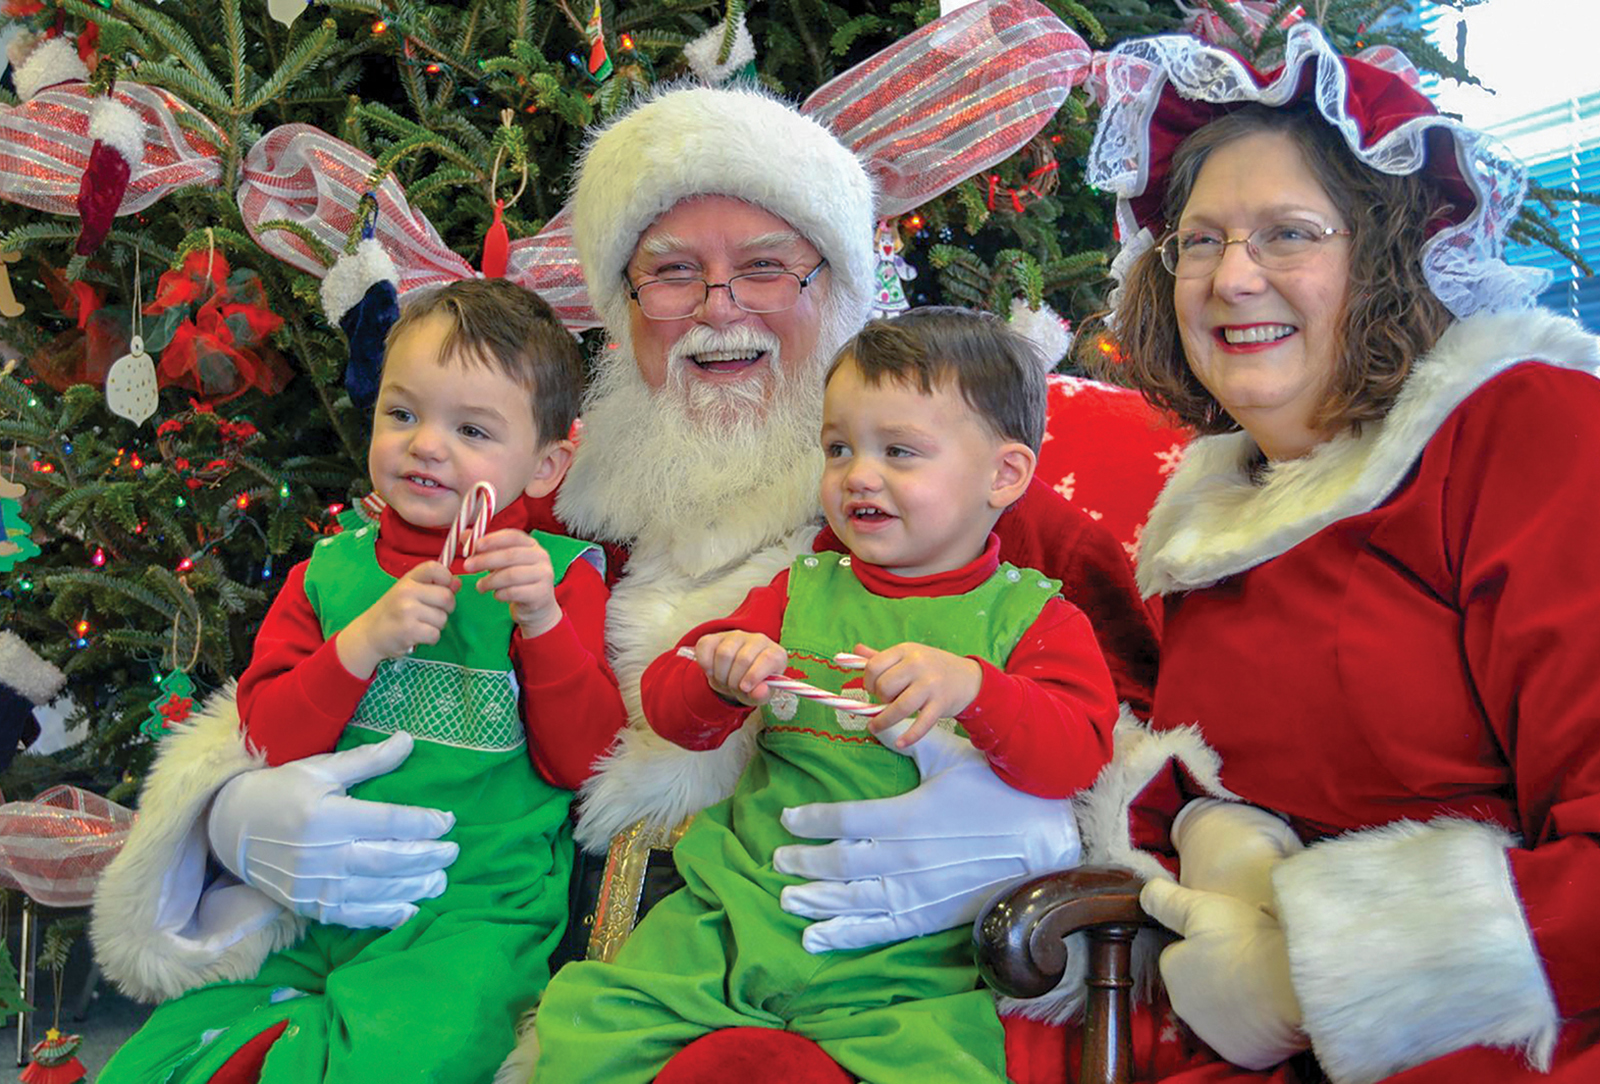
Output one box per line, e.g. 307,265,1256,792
524,438,575,500
988,441,1036,510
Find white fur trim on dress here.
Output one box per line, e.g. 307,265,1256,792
0,630,65,705
999,709,1239,1023
570,84,876,338
1138,308,1600,597
12,36,87,102
1273,817,1558,1084
90,684,306,1003
319,237,399,325
87,96,145,164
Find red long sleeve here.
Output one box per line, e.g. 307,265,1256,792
237,561,369,764
240,498,625,788
958,597,1118,798
640,572,789,751
641,554,1118,799
816,476,1159,717
512,558,627,789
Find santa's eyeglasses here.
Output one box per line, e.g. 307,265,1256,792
626,259,828,320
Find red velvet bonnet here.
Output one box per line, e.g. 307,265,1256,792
1086,22,1547,320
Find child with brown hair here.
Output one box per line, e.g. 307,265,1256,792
99,278,626,1084
534,306,1119,1084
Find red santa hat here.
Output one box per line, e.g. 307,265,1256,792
570,84,877,337
1087,22,1547,321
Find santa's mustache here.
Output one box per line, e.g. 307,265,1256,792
666,324,782,372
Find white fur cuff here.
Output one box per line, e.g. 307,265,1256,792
88,96,145,164
90,684,306,1002
320,237,399,325
1273,817,1558,1084
0,630,66,705
13,36,87,102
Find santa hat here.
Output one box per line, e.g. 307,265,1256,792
571,84,876,336
1087,22,1547,321
0,630,65,773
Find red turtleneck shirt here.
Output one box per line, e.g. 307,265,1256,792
640,535,1118,799
238,495,626,790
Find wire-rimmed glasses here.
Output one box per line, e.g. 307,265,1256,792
627,259,828,319
1158,221,1352,278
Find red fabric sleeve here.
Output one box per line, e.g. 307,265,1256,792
513,557,628,790
640,572,790,751
237,561,372,766
958,597,1119,799
814,476,1161,717
1439,363,1600,1019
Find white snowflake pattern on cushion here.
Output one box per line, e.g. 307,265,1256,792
1054,471,1076,502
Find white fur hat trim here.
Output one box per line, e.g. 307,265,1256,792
319,237,400,325
571,84,876,335
88,97,146,164
1009,297,1070,369
13,36,88,103
0,630,66,706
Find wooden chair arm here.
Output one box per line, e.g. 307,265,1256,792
975,865,1152,1084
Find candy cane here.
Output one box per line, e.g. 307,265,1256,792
438,480,496,567
675,647,884,716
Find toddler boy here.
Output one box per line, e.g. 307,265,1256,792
533,306,1118,1083
100,279,626,1084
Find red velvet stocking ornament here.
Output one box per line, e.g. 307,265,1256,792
75,96,143,255
655,1028,855,1084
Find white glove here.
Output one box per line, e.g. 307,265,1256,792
1141,879,1309,1071
208,732,459,929
772,726,1080,953
1170,798,1303,913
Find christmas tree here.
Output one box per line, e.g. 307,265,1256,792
0,0,1580,816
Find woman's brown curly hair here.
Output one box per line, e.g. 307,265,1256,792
1079,104,1455,436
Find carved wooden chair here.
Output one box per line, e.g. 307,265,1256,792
976,866,1154,1084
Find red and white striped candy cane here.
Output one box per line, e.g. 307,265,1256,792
438,480,496,567
675,647,884,716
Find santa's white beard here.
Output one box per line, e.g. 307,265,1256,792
557,310,854,577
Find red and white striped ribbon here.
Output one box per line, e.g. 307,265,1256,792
801,0,1089,219
0,81,224,216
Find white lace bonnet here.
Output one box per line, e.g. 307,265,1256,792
1087,21,1550,320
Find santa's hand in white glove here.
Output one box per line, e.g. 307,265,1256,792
1141,878,1309,1071
772,725,1080,953
1170,798,1303,911
208,732,458,929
